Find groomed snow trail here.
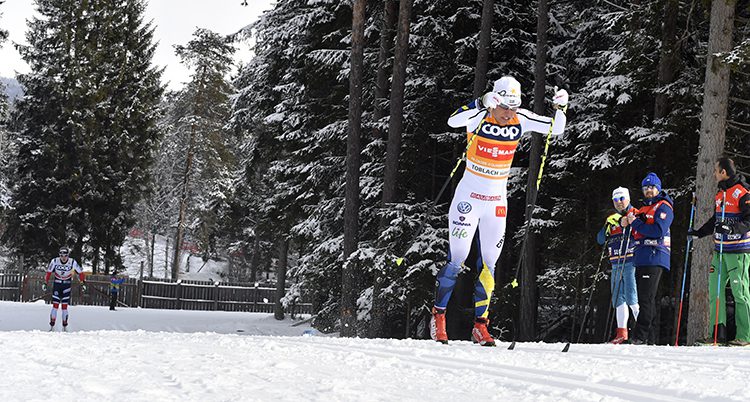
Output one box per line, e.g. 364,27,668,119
1,301,749,401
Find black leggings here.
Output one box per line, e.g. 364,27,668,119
633,265,663,342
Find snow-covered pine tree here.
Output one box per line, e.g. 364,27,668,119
5,0,163,270
231,0,356,330
535,0,709,342
163,28,237,279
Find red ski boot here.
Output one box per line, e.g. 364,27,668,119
609,328,628,344
472,317,496,347
430,308,448,344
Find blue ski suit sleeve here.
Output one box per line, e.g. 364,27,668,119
596,225,607,245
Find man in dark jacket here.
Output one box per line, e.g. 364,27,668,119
688,157,750,346
623,172,674,344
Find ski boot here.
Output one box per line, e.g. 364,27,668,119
62,320,68,332
430,308,448,344
472,317,496,347
609,328,628,344
49,319,55,331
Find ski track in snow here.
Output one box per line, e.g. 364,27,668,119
1,301,750,401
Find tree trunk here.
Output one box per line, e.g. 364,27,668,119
380,0,413,205
519,0,549,342
274,238,289,320
373,0,398,140
687,0,735,346
372,0,413,338
341,0,366,338
149,232,155,277
250,236,260,282
472,0,494,97
653,0,678,120
173,123,197,280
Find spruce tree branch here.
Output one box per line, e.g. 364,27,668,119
727,123,750,136
725,150,750,160
601,0,628,11
730,97,750,106
728,120,750,128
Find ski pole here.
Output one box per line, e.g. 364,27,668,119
713,191,726,346
560,237,610,352
511,98,566,288
508,98,566,351
601,222,633,343
600,226,632,344
674,192,696,346
394,110,487,267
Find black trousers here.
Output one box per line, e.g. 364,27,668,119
109,292,118,310
633,265,663,342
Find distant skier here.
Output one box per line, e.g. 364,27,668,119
622,173,673,344
431,76,569,345
596,187,639,344
688,157,750,346
109,273,125,311
42,247,86,330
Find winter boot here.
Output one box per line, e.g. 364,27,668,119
472,317,496,347
430,308,448,344
609,328,628,344
728,339,750,347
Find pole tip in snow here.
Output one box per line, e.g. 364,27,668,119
511,279,518,288
395,257,404,266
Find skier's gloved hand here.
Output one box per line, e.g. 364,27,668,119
81,282,88,292
686,229,699,241
481,92,501,109
715,222,734,235
606,213,622,227
41,283,47,292
553,88,569,109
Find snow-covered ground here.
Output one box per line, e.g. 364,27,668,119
2,301,750,401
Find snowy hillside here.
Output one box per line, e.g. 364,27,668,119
118,233,230,281
2,301,750,401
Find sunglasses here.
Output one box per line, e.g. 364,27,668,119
612,196,627,202
497,103,518,112
59,252,69,256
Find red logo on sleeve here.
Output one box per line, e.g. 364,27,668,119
495,206,507,217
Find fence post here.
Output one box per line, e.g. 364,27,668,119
213,281,219,311
175,279,182,310
253,282,258,313
138,261,144,308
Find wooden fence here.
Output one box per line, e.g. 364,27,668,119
0,272,312,316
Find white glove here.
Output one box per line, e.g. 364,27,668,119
553,87,569,109
481,92,501,109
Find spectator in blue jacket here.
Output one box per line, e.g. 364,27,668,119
109,273,125,311
623,172,674,344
